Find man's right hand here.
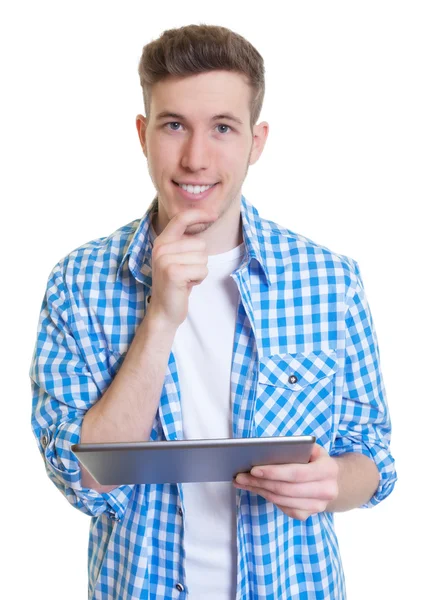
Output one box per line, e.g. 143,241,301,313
147,209,218,330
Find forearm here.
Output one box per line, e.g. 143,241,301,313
80,309,177,491
326,452,380,512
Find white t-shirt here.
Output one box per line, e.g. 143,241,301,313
151,224,245,599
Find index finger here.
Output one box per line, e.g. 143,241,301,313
250,461,324,484
158,209,218,243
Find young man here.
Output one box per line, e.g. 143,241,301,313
30,24,397,599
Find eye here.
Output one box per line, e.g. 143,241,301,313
164,122,232,134
217,124,232,134
165,122,183,131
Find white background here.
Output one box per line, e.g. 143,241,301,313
2,1,421,598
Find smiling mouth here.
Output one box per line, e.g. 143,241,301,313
171,180,220,200
172,180,219,190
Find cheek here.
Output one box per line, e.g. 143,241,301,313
222,148,251,176
148,137,175,167
147,149,175,185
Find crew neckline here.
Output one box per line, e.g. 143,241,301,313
207,242,245,265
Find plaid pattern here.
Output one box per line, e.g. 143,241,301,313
30,195,397,599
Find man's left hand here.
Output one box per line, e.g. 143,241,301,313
233,442,339,521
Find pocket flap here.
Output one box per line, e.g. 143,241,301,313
258,349,338,391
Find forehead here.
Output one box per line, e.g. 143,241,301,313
149,70,251,121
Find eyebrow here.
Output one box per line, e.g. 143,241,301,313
155,111,244,126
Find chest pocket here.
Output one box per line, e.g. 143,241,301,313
254,349,338,447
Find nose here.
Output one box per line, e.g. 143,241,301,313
180,131,211,172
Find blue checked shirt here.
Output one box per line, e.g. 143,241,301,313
30,195,397,599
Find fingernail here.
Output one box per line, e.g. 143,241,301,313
251,468,263,477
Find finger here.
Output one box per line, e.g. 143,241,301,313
159,209,218,244
279,507,313,522
249,463,316,483
156,252,208,268
309,442,327,461
240,486,327,512
164,263,209,286
250,457,335,484
152,237,207,258
235,477,337,501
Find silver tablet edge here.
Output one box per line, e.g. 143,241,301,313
71,435,316,453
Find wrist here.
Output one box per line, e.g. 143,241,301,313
143,306,178,338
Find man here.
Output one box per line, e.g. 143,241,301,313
30,24,397,599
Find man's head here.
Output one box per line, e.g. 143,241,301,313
135,24,269,248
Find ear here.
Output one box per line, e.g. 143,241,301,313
249,121,269,166
136,114,148,157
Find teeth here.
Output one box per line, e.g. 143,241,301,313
178,183,215,194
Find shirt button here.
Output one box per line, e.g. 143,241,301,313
175,583,185,592
288,374,298,384
178,507,183,517
41,434,48,448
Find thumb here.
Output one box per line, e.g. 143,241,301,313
309,441,325,462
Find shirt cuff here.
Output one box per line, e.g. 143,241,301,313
330,435,397,508
40,420,134,520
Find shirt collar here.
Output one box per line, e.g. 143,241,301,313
116,194,274,287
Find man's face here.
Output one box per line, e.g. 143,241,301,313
136,70,268,239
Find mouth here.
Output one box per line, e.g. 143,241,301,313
172,180,220,201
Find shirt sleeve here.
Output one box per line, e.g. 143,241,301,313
30,261,135,520
331,259,397,508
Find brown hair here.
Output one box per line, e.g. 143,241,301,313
138,24,265,131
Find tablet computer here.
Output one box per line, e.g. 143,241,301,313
71,435,315,485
